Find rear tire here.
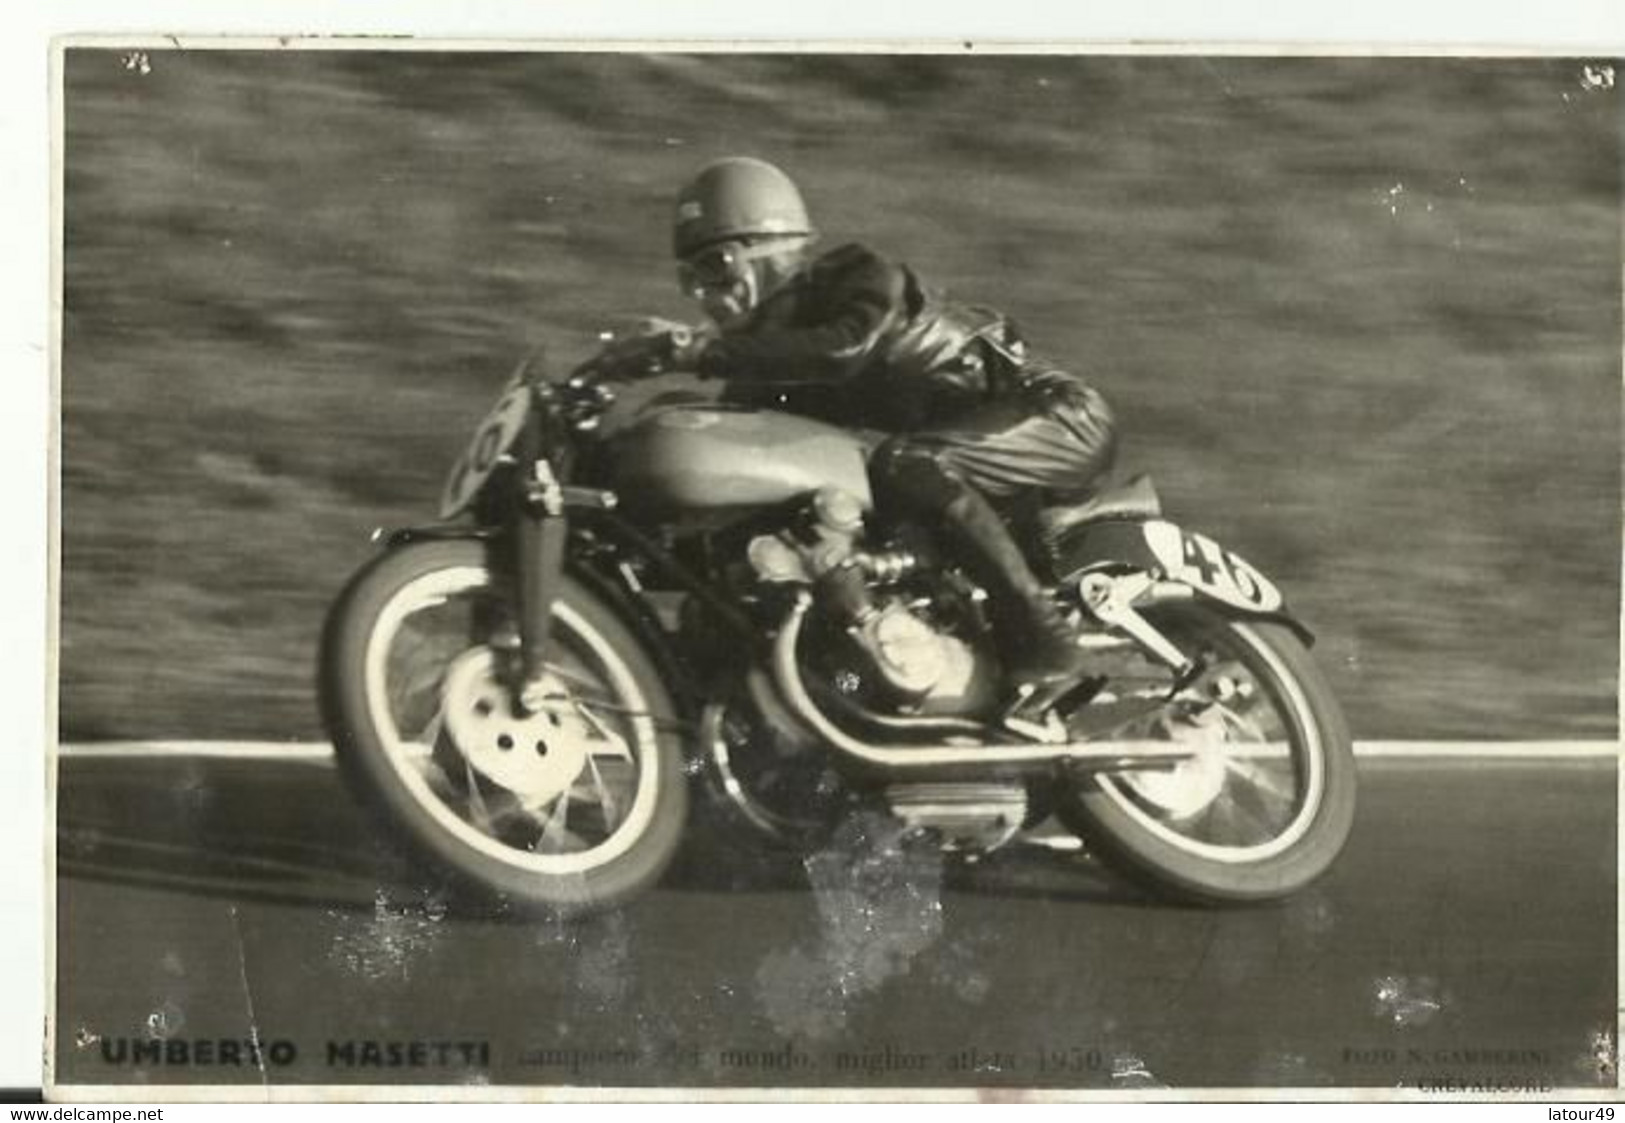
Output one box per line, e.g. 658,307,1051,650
1060,608,1355,904
320,539,688,915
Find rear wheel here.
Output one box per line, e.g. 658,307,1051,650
1058,605,1355,903
320,540,687,914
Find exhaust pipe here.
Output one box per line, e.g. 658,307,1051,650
770,592,1194,771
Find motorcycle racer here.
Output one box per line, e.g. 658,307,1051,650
662,156,1119,725
323,162,1356,912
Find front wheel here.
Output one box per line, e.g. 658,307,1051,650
1058,606,1355,904
319,539,688,915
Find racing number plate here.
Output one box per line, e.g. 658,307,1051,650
1142,520,1284,613
438,383,531,519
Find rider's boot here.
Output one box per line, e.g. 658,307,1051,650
937,487,1094,734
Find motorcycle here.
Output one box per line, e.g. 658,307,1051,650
319,328,1356,914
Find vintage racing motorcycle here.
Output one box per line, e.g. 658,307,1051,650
320,331,1356,914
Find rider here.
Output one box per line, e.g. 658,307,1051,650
663,156,1118,723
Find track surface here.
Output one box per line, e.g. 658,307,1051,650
52,752,1617,1092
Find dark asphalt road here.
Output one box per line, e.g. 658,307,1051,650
52,753,1616,1093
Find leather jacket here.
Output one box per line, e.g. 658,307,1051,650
696,242,1026,430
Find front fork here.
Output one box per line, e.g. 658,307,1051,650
512,460,569,712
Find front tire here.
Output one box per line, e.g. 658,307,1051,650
320,539,688,915
1060,607,1356,904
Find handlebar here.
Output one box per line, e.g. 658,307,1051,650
520,321,711,432
578,321,709,382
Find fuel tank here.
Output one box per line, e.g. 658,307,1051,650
607,405,874,519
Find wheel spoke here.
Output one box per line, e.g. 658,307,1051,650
412,705,446,750
584,753,621,832
459,749,496,834
1193,796,1251,844
574,702,636,762
1217,701,1274,743
1223,755,1296,802
534,787,593,854
538,661,620,706
403,708,447,794
1214,776,1282,839
395,639,451,700
396,673,445,715
535,785,569,850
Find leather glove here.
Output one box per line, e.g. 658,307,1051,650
632,317,709,372
591,323,673,379
594,318,709,378
663,324,710,372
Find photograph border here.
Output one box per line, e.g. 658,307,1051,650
38,27,1625,1104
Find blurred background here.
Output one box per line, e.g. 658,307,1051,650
59,49,1620,741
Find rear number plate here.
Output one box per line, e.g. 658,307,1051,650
1142,520,1283,612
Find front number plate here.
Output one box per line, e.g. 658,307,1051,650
439,384,531,519
1142,520,1284,613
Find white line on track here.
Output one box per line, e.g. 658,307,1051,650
1356,741,1619,759
52,739,1621,761
57,741,337,761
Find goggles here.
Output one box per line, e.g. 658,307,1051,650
676,239,782,299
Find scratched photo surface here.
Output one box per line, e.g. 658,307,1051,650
54,48,1619,1093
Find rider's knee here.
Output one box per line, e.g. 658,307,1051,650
870,439,966,512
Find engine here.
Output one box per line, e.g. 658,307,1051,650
694,486,1031,855
742,487,1000,718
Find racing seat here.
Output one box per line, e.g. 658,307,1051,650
1038,474,1163,538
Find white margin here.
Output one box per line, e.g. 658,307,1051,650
25,9,1625,1105
53,739,1623,762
